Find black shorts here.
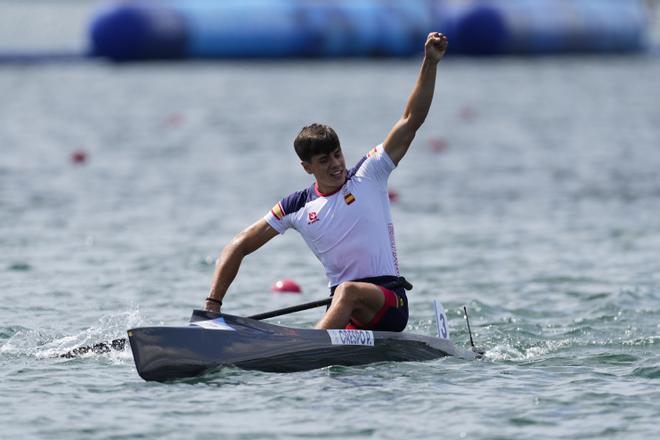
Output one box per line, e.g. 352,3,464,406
330,276,409,332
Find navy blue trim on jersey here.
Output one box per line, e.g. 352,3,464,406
347,155,368,180
279,186,316,216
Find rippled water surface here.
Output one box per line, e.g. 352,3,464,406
2,47,660,439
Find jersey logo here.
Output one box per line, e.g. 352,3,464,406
367,146,379,157
308,211,319,224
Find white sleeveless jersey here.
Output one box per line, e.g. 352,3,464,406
264,144,400,287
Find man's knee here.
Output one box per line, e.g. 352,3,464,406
333,282,384,308
332,282,361,306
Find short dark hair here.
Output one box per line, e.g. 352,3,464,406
293,123,340,162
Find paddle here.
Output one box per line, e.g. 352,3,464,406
248,298,331,320
59,338,127,358
224,277,412,321
59,277,413,358
57,297,333,358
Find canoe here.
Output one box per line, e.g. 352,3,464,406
128,308,479,381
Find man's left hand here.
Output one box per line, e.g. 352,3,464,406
424,32,448,63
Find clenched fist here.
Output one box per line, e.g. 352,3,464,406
425,32,448,63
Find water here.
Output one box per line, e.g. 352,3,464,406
2,41,660,440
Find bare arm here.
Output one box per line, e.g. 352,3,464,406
383,32,448,166
204,218,279,312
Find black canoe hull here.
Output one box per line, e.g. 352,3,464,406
128,310,476,381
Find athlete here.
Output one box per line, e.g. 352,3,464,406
204,32,449,331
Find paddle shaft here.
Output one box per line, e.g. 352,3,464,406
248,298,331,320
248,277,412,320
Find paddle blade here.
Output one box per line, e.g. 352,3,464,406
59,338,127,358
433,300,450,339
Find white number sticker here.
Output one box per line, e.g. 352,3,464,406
327,329,374,346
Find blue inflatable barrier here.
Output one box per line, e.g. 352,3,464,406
89,0,649,61
90,0,435,61
439,0,648,55
90,2,187,60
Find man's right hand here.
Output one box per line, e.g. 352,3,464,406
204,219,279,314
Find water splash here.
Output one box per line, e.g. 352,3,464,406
0,307,145,363
485,339,572,362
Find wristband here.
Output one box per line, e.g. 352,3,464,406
205,297,223,306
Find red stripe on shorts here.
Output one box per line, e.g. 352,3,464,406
345,286,398,330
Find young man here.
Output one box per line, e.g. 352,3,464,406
204,32,448,331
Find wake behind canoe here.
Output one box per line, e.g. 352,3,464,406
128,310,478,381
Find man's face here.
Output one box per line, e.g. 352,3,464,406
302,147,347,193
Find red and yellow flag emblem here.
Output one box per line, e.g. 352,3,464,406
271,202,285,220
344,192,356,205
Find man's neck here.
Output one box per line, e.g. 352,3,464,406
315,181,342,197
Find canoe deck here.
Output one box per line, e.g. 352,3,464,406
128,310,477,381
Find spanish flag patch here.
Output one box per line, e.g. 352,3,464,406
344,192,356,205
271,202,285,220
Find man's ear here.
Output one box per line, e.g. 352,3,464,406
301,161,313,174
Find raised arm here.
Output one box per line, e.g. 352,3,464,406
383,32,448,166
204,218,279,312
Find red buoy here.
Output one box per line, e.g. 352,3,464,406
428,138,449,153
272,278,302,294
70,150,88,164
388,188,399,203
459,106,476,121
165,113,185,128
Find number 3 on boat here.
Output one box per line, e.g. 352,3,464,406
433,300,450,340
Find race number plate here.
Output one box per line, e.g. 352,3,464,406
433,300,450,339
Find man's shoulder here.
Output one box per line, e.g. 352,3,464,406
347,155,369,180
279,184,317,216
347,144,394,182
